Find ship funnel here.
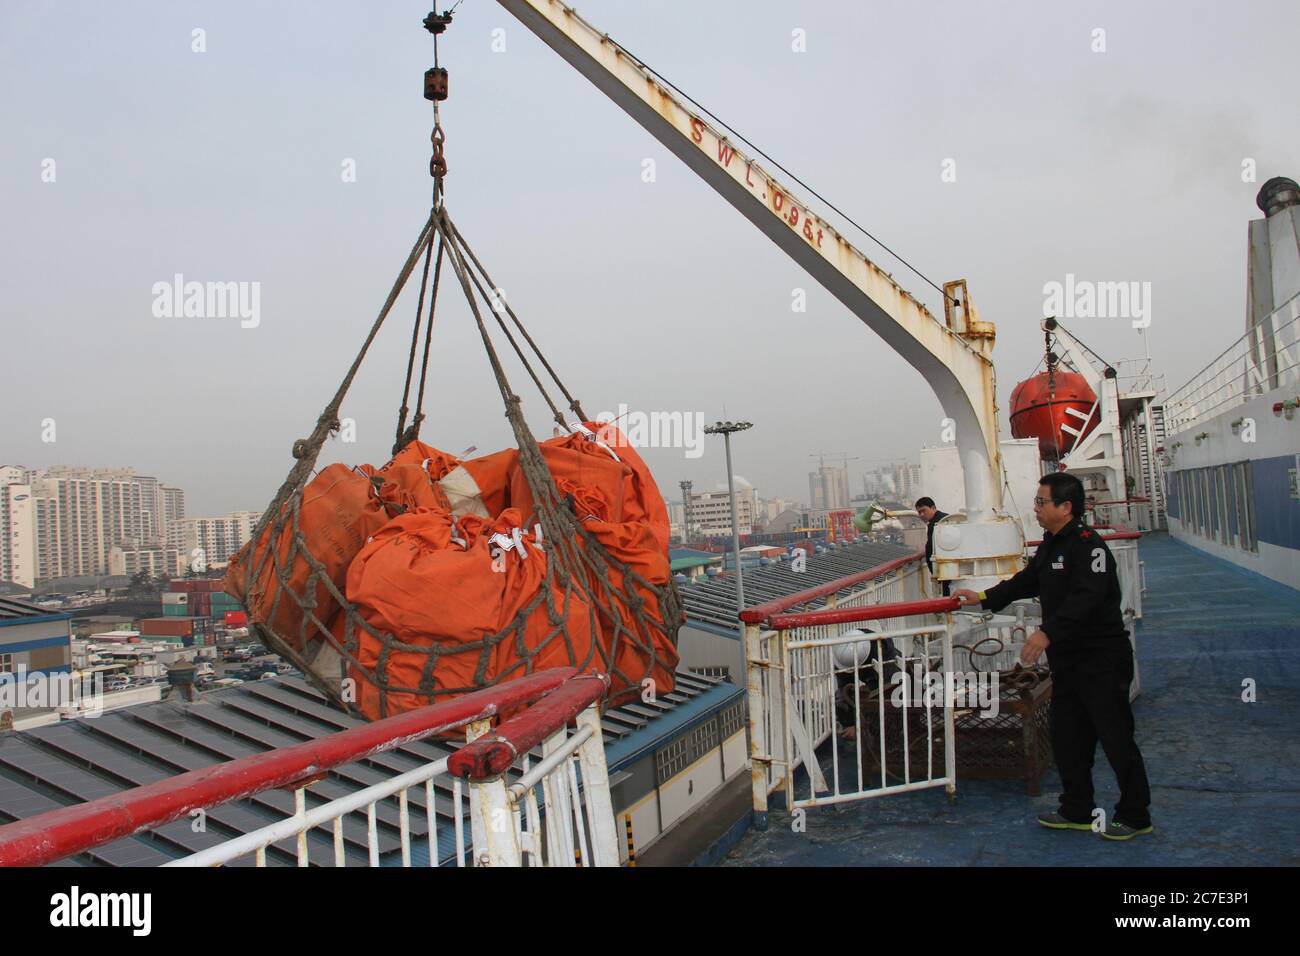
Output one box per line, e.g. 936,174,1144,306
1248,175,1300,331
1256,176,1300,218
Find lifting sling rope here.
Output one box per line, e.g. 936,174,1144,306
228,8,681,717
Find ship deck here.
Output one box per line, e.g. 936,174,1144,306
720,532,1300,867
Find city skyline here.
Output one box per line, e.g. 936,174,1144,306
4,2,1295,521
0,463,263,587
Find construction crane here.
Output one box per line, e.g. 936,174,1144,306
808,452,862,469
491,0,1022,589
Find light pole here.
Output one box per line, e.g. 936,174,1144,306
704,420,752,626
678,479,693,544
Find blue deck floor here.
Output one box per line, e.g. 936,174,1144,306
721,533,1300,866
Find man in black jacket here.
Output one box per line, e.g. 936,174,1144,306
953,472,1153,840
915,497,949,595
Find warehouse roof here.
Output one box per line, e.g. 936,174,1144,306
679,539,915,633
0,671,738,866
0,597,71,626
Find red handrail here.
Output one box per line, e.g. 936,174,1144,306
738,551,924,625
448,673,610,778
769,597,961,630
0,668,582,868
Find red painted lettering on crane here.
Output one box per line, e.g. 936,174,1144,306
690,118,705,143
745,162,756,187
773,191,784,211
804,219,815,242
717,140,736,167
788,207,800,227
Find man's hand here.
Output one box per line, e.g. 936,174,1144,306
1019,629,1050,665
952,589,982,607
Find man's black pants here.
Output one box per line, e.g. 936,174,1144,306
1049,646,1151,828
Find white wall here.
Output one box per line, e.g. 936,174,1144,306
921,439,1042,544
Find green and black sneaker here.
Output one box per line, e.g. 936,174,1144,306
1100,819,1154,841
1036,811,1093,831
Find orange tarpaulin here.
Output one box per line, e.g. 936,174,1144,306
233,427,679,718
224,464,394,652
508,431,629,527
345,507,597,721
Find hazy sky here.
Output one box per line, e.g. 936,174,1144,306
3,0,1298,516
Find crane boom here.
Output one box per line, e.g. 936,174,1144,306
495,0,1022,583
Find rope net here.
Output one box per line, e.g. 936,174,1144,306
226,206,682,719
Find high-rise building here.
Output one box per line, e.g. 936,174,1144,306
0,466,37,588
684,488,756,538
109,545,185,577
0,465,190,584
169,511,261,567
161,486,186,529
762,497,789,523
894,462,923,503
808,466,850,511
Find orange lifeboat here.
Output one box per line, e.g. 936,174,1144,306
1009,371,1098,459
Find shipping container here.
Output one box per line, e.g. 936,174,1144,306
223,611,249,628
139,618,193,636
138,633,184,645
162,592,188,605
139,616,212,637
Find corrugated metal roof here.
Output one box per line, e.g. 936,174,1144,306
0,597,70,623
679,540,914,632
0,670,737,866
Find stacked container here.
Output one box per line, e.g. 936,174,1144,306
166,577,244,621
139,615,213,648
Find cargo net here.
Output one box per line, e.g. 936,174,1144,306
226,206,682,720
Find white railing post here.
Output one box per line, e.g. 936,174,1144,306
744,621,771,828
941,616,957,801
466,719,522,867
540,727,575,867
574,703,620,867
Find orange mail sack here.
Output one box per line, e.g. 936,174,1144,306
345,507,595,720
225,464,393,653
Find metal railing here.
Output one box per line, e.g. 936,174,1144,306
448,674,619,867
1113,357,1167,399
764,599,959,813
0,669,618,868
1163,294,1300,436
739,553,927,812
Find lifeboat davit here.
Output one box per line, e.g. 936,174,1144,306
1009,371,1098,459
